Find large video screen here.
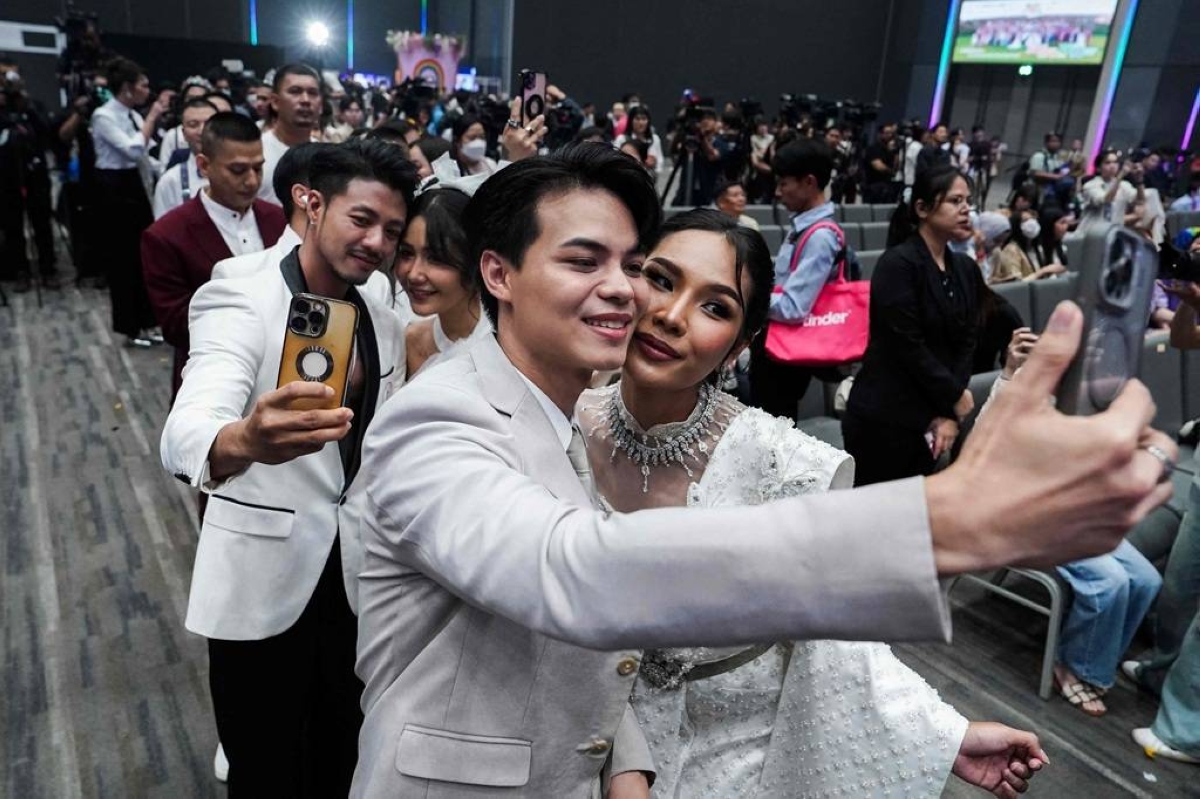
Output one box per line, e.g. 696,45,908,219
953,0,1118,65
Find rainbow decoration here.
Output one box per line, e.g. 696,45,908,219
1089,0,1140,172
929,0,963,126
1182,85,1200,151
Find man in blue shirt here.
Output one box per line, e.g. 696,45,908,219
749,138,843,419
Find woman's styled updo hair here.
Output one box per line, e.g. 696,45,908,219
651,209,774,345
887,164,971,247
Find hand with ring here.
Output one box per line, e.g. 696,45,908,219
502,97,547,163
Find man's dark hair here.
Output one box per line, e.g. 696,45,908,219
339,95,362,113
204,91,233,110
273,63,320,92
573,126,608,144
200,111,261,158
308,139,418,211
415,135,450,164
771,139,834,190
366,119,416,144
464,142,662,326
274,142,328,218
1044,130,1062,143
105,57,144,92
183,97,219,114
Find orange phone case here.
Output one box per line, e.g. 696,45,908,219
276,293,359,411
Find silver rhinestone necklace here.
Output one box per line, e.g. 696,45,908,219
604,382,723,493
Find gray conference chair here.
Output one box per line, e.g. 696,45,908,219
859,221,890,251
840,204,873,224
857,249,883,281
991,281,1033,327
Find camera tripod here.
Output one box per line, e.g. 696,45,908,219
661,145,697,207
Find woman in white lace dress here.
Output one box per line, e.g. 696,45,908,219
394,186,491,379
579,210,1049,798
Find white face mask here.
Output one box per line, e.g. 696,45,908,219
460,139,487,163
1020,219,1041,240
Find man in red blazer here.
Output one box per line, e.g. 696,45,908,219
142,113,286,398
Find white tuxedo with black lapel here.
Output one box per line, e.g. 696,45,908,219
161,249,404,639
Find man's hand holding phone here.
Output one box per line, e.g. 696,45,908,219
208,382,353,481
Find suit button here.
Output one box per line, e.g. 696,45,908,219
616,657,639,677
578,738,610,757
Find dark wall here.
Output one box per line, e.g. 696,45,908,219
512,0,896,126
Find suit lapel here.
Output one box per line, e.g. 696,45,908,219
186,196,234,270
340,287,379,484
470,336,591,507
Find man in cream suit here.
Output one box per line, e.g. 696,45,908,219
162,139,415,795
354,145,1176,796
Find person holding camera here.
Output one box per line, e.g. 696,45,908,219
671,108,732,207
1078,149,1143,235
90,56,171,346
0,55,60,291
1123,278,1200,761
863,122,901,205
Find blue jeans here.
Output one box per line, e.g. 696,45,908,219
1144,483,1200,756
1056,539,1162,689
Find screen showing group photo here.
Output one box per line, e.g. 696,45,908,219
953,0,1118,65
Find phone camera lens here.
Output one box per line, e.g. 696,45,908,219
294,299,310,315
307,310,326,326
289,316,308,333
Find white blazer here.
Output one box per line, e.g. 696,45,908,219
161,252,404,640
351,334,949,796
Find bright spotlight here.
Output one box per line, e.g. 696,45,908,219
1018,64,1033,77
306,21,330,47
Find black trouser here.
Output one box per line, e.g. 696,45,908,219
748,333,840,422
841,412,936,487
94,168,155,337
0,166,56,280
863,181,902,206
208,539,363,797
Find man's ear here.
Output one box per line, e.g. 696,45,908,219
292,183,310,212
480,249,514,312
305,188,324,227
195,153,210,179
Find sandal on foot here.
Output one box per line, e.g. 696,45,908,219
1056,676,1107,716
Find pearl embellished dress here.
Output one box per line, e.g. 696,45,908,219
579,384,968,798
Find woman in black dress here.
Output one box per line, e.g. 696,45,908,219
843,165,983,485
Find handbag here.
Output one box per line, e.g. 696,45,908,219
765,221,870,366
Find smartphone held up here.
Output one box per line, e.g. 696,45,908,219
277,293,359,411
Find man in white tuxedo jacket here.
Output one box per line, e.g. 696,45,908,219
162,139,416,796
213,140,413,325
352,146,1176,797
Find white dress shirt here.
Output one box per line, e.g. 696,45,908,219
257,129,289,206
153,154,207,219
91,98,148,170
200,190,263,256
516,371,573,450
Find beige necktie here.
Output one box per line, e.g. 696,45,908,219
566,424,598,507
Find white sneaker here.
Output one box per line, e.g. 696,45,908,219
213,742,229,782
1132,727,1200,764
1121,660,1143,683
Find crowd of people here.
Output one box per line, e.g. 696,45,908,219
2,36,1200,797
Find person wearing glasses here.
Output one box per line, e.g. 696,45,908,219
842,165,982,485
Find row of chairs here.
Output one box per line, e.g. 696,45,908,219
665,204,898,227
757,221,891,254
1166,209,1200,239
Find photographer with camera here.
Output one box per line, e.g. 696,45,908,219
863,122,901,205
0,55,61,291
669,107,731,207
